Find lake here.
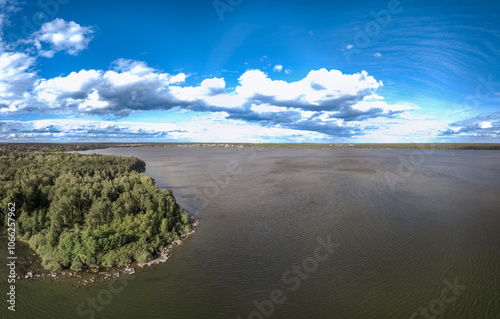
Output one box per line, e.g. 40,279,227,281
1,147,499,318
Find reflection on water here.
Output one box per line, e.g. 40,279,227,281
1,147,499,319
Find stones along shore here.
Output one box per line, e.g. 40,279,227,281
16,218,199,287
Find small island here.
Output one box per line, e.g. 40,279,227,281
0,144,195,273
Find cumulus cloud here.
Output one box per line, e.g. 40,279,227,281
0,51,37,112
0,2,439,142
480,121,492,129
439,113,500,139
0,60,422,138
31,18,94,56
0,0,100,115
31,65,386,117
0,6,421,142
30,60,193,116
233,68,383,112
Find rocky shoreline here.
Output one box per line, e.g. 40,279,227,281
16,218,199,287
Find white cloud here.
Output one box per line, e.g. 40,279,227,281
0,51,37,112
346,44,354,50
0,43,435,141
285,69,292,74
480,121,492,129
29,59,190,116
168,73,186,85
35,69,102,100
374,53,382,58
32,18,94,56
0,117,326,143
169,77,226,102
229,68,382,111
358,115,452,143
78,90,109,112
2,62,417,139
273,64,283,72
354,99,417,113
250,103,288,113
439,114,500,140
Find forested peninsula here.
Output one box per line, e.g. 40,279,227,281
0,147,193,271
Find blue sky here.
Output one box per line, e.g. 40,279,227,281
0,0,499,142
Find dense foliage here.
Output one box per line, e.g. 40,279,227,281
0,151,191,271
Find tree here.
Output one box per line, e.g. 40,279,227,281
0,150,193,270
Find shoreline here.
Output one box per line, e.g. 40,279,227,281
1,148,199,287
10,217,199,286
3,142,500,152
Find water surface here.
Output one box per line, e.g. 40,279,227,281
1,147,499,318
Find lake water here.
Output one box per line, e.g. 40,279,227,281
1,147,499,319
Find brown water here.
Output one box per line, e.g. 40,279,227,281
1,147,499,319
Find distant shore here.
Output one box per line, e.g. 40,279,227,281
1,142,500,152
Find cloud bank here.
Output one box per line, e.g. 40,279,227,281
1,55,419,139
0,3,495,142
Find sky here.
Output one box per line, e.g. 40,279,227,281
0,0,499,143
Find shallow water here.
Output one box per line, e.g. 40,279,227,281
1,147,499,319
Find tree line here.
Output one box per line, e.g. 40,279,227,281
0,150,192,271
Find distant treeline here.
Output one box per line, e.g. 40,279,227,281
0,143,139,154
0,151,192,271
2,142,499,152
161,142,500,150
